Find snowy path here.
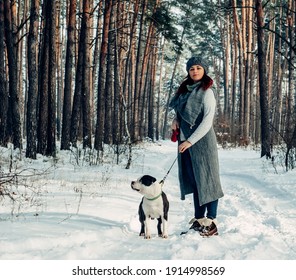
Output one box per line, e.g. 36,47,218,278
0,141,296,260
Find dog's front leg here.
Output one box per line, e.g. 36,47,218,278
144,218,151,239
157,217,163,237
162,217,168,239
139,222,145,236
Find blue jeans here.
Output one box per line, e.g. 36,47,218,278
181,149,218,220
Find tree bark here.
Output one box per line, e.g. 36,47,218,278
162,27,185,139
71,0,92,149
81,0,92,148
94,0,112,151
61,0,76,150
47,0,57,156
132,0,147,141
26,0,40,159
104,3,114,145
4,0,22,149
147,44,157,140
256,0,271,158
232,0,245,140
138,0,159,139
113,2,121,146
37,0,50,155
121,0,140,142
0,0,8,146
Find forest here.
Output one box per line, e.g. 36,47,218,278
0,0,295,168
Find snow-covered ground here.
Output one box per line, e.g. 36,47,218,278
0,140,295,262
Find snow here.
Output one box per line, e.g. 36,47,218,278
1,140,296,262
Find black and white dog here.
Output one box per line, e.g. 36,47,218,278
131,175,169,239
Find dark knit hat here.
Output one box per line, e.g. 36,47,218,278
186,56,208,73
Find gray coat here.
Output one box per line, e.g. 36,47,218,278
170,86,224,205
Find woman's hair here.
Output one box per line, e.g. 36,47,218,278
175,73,213,96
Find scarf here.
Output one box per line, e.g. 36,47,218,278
169,82,203,127
186,82,201,92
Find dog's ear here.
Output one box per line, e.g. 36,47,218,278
140,175,156,186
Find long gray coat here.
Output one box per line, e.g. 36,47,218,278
170,86,224,206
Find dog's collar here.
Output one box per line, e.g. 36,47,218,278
145,192,162,201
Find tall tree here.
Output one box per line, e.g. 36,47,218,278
256,0,271,158
94,0,112,151
147,43,157,140
0,0,8,146
104,3,114,145
162,30,185,139
71,0,92,148
132,0,147,142
232,0,246,141
80,0,92,148
138,0,159,139
26,0,40,159
4,0,22,149
121,0,140,142
37,1,50,155
37,0,57,156
113,4,121,147
47,0,57,155
61,0,76,150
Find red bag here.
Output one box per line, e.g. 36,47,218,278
171,129,179,142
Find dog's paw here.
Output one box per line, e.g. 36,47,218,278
139,233,145,237
162,234,168,239
144,235,151,239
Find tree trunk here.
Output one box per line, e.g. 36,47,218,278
36,0,57,156
61,0,76,150
104,3,114,145
155,40,164,141
0,0,8,146
219,6,230,121
91,1,103,134
113,2,121,146
286,0,295,149
4,0,22,149
232,0,245,140
26,0,40,159
17,0,27,138
94,0,112,151
162,27,185,139
272,1,286,145
256,0,271,158
81,0,92,148
147,45,157,140
37,0,50,155
71,0,92,148
243,0,253,142
121,0,140,142
55,0,63,141
70,19,83,147
267,0,276,145
132,0,147,142
138,0,159,139
46,0,57,156
230,19,238,142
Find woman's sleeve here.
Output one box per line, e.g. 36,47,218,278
187,89,216,145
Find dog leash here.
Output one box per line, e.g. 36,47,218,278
159,155,178,185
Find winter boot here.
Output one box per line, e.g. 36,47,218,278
200,218,218,237
189,217,206,232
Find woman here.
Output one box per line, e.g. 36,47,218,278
169,56,224,237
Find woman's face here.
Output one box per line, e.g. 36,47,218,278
189,65,205,82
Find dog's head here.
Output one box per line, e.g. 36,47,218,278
131,175,162,198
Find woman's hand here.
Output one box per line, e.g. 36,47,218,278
179,141,192,153
171,119,179,130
